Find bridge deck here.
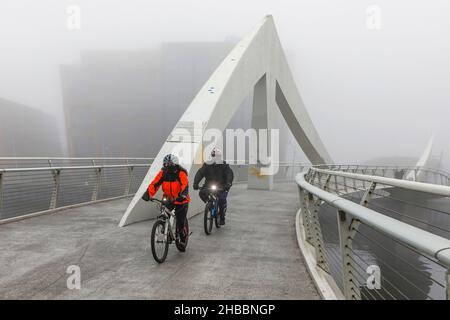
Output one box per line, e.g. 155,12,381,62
0,182,319,299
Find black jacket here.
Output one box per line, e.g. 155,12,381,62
193,161,234,189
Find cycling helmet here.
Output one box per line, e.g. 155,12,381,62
163,154,178,167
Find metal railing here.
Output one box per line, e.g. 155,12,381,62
316,164,450,186
0,158,307,223
0,158,153,222
296,167,450,300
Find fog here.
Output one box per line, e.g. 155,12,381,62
0,0,449,169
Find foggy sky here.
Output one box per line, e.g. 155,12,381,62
0,0,449,168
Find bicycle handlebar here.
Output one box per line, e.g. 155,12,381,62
199,185,224,191
149,197,171,204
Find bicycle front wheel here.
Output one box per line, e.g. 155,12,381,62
151,219,169,263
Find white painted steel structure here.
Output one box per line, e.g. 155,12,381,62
120,15,332,226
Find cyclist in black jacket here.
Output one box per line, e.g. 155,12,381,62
193,148,234,225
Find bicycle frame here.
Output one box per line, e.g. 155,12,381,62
202,185,223,217
153,198,178,242
208,193,219,218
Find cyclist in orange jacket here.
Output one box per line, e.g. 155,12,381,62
148,154,190,243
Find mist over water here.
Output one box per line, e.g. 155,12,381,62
0,0,449,170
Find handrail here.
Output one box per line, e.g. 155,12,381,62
297,172,450,267
296,170,450,300
311,167,450,197
0,164,151,174
0,157,154,161
313,163,450,177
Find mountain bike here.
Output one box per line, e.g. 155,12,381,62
150,197,189,263
202,185,222,235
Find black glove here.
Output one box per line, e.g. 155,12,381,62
193,184,199,190
165,199,175,210
141,190,150,201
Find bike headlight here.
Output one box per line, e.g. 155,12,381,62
163,197,167,202
211,185,217,190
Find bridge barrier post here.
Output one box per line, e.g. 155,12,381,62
124,164,133,196
343,176,349,194
310,170,317,185
49,169,60,210
307,193,330,272
322,174,331,192
337,210,361,299
360,182,376,207
92,160,102,202
299,188,313,244
361,168,367,188
124,159,134,196
336,182,376,300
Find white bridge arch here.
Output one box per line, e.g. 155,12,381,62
120,15,332,226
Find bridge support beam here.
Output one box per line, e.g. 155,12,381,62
248,73,275,190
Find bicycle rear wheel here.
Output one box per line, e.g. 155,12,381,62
204,204,213,235
151,219,169,263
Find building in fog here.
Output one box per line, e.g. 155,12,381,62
61,49,163,157
60,40,253,158
0,98,62,156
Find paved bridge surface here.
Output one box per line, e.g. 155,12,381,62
0,182,319,299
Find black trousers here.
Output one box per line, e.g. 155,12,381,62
174,203,188,233
198,189,228,219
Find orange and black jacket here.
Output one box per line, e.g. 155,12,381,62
148,165,190,204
